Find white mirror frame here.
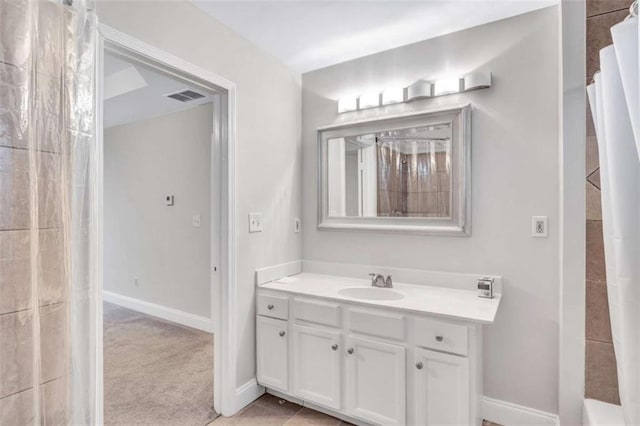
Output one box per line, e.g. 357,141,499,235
317,104,471,236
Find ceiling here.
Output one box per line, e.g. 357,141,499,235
193,0,557,73
104,53,214,129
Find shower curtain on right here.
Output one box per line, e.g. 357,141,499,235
587,9,639,425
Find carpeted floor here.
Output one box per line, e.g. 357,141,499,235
104,302,216,426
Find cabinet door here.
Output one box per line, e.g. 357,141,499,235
292,324,342,410
345,336,406,425
414,348,470,425
256,316,288,391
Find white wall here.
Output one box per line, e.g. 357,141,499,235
104,104,212,318
96,1,302,387
301,7,560,415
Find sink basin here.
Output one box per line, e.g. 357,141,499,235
338,287,405,301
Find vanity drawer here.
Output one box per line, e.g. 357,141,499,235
347,307,406,341
414,317,468,356
257,294,289,320
293,297,341,328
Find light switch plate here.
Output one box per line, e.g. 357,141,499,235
249,212,263,233
532,216,548,238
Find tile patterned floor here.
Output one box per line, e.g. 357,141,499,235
210,393,503,425
210,394,352,425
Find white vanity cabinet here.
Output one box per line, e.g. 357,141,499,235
291,324,342,409
256,316,288,391
345,336,406,425
256,288,486,426
414,348,470,425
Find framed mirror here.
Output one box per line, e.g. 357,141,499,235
318,105,471,235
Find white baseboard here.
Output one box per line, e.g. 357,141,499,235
233,379,264,413
103,291,214,333
482,396,559,426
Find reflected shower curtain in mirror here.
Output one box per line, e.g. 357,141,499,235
0,0,98,424
587,11,639,425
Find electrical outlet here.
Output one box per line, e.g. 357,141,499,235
165,195,174,206
192,214,201,227
294,217,301,233
249,212,263,233
532,216,548,238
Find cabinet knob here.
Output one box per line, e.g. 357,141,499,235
267,304,274,310
435,335,444,342
347,348,354,355
416,362,424,370
279,331,286,337
331,344,338,351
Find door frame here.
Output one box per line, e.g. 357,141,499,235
95,24,239,421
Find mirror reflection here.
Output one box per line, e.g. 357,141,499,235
327,123,452,218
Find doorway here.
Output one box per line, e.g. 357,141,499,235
102,50,216,424
96,25,237,423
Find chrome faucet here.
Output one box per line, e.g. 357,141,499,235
369,273,393,288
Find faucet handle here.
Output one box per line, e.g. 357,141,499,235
385,275,393,287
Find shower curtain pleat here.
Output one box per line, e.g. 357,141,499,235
588,15,640,425
612,18,639,146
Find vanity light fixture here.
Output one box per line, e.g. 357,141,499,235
382,87,405,105
359,92,380,109
338,97,358,113
406,80,432,101
433,77,462,96
336,70,491,113
463,71,492,91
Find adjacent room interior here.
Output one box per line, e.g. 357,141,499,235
102,52,216,425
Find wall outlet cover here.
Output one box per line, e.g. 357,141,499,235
192,214,201,227
249,212,263,233
532,216,548,238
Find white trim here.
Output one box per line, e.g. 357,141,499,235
583,399,624,426
103,291,214,333
96,23,239,418
255,260,303,285
93,27,105,426
558,1,586,425
232,379,265,414
482,396,560,426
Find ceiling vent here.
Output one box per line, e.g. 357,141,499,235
165,89,206,102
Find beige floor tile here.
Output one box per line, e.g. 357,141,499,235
284,407,342,426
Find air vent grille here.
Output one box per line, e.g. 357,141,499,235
166,89,206,102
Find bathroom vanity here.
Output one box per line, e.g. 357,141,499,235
255,273,501,426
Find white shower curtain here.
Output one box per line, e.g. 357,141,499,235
587,12,639,425
0,0,98,424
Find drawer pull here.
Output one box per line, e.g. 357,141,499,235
267,304,275,310
331,344,338,351
435,335,444,342
416,362,424,370
279,331,286,337
347,348,354,355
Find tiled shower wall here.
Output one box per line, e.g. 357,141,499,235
584,0,631,405
0,0,70,422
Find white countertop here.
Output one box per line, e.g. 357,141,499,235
259,272,501,324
